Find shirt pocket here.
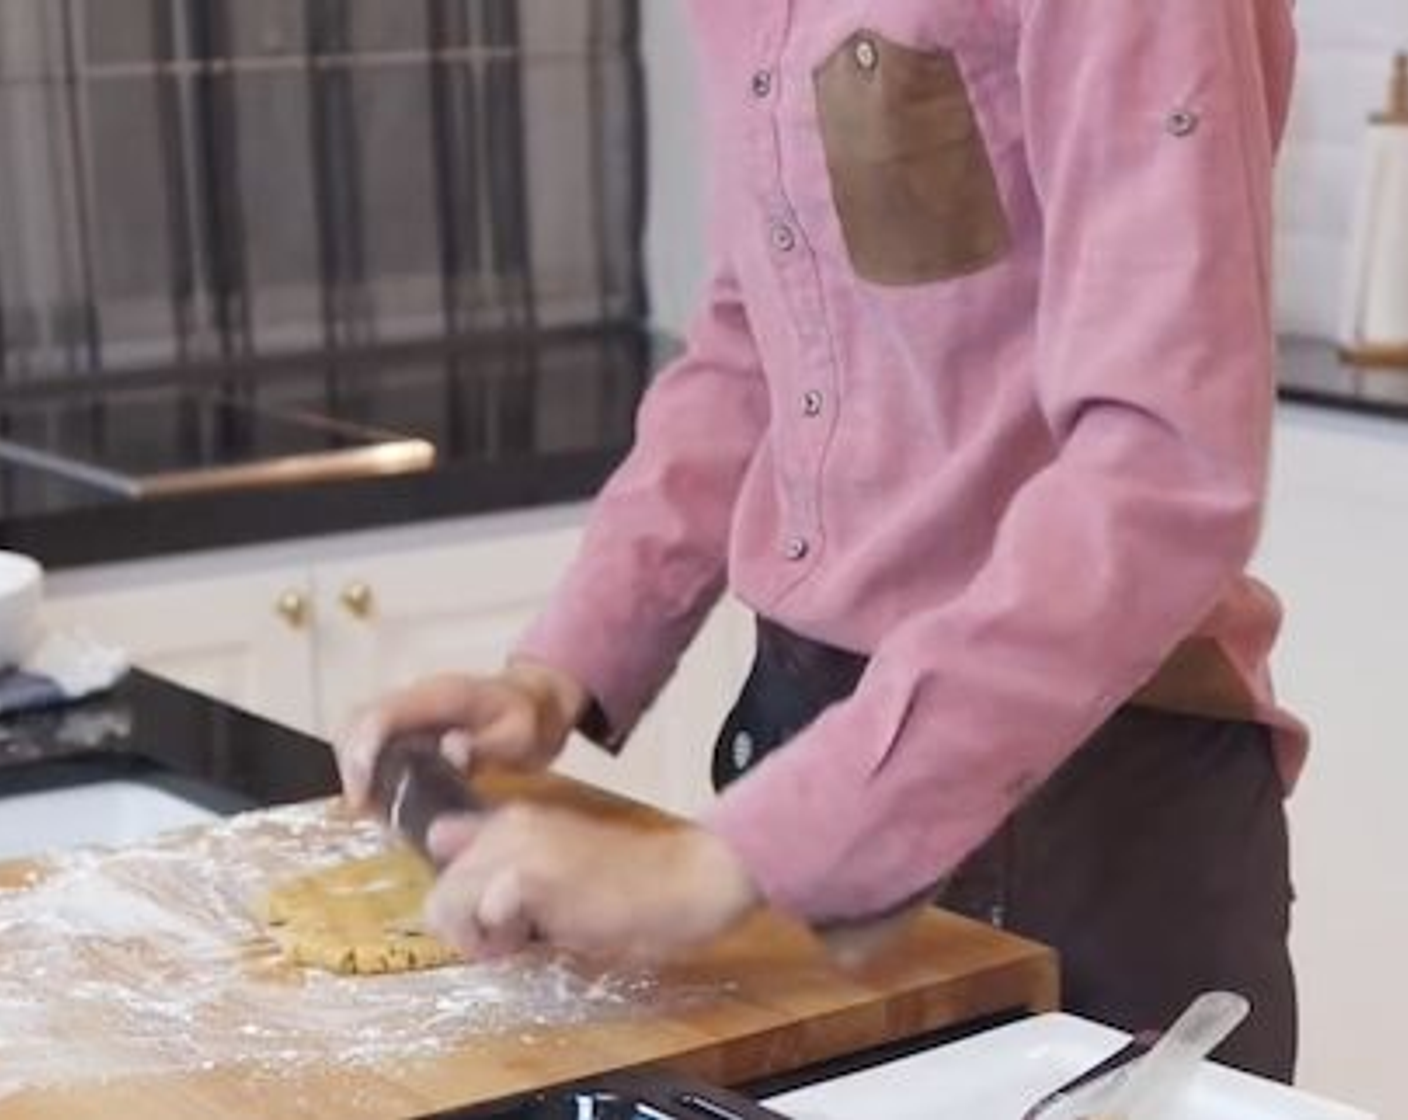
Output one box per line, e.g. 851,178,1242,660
813,30,1010,286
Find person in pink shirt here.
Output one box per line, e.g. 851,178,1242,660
338,0,1304,1080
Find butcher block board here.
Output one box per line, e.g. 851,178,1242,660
0,770,1058,1120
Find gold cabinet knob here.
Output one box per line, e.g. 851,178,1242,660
275,590,310,630
340,581,376,620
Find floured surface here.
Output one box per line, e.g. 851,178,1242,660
0,803,678,1103
262,848,461,974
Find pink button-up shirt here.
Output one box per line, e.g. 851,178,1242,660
518,0,1307,924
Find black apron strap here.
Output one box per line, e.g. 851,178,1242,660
712,617,866,791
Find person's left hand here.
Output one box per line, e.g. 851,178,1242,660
423,806,762,962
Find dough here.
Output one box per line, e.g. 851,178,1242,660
260,848,462,975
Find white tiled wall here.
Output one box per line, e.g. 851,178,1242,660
1276,1,1408,339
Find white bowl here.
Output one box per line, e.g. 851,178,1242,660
0,551,43,669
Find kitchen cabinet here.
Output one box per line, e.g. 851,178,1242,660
1251,403,1408,1120
309,518,751,816
41,505,751,816
42,563,319,733
307,522,590,736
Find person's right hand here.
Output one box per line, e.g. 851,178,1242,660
334,659,591,811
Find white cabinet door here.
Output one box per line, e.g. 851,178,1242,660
43,567,319,734
38,505,754,815
311,525,585,738
308,525,753,813
310,523,679,807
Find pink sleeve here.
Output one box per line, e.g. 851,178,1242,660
705,0,1295,923
513,262,770,743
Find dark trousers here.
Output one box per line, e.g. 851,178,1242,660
713,618,1298,1082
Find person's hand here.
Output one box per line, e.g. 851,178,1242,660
334,659,590,810
422,808,762,962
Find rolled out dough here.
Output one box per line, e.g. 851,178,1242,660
260,847,463,975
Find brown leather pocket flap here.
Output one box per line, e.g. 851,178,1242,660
813,30,1010,286
816,38,977,157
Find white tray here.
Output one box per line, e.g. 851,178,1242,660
767,1013,1375,1120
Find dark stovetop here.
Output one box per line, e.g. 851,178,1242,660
0,668,338,810
0,326,665,569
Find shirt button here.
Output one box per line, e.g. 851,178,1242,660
730,730,756,771
750,69,773,99
784,536,810,562
1166,108,1200,137
802,390,824,417
770,221,797,253
853,37,879,72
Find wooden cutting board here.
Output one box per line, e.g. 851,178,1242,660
0,771,1058,1119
